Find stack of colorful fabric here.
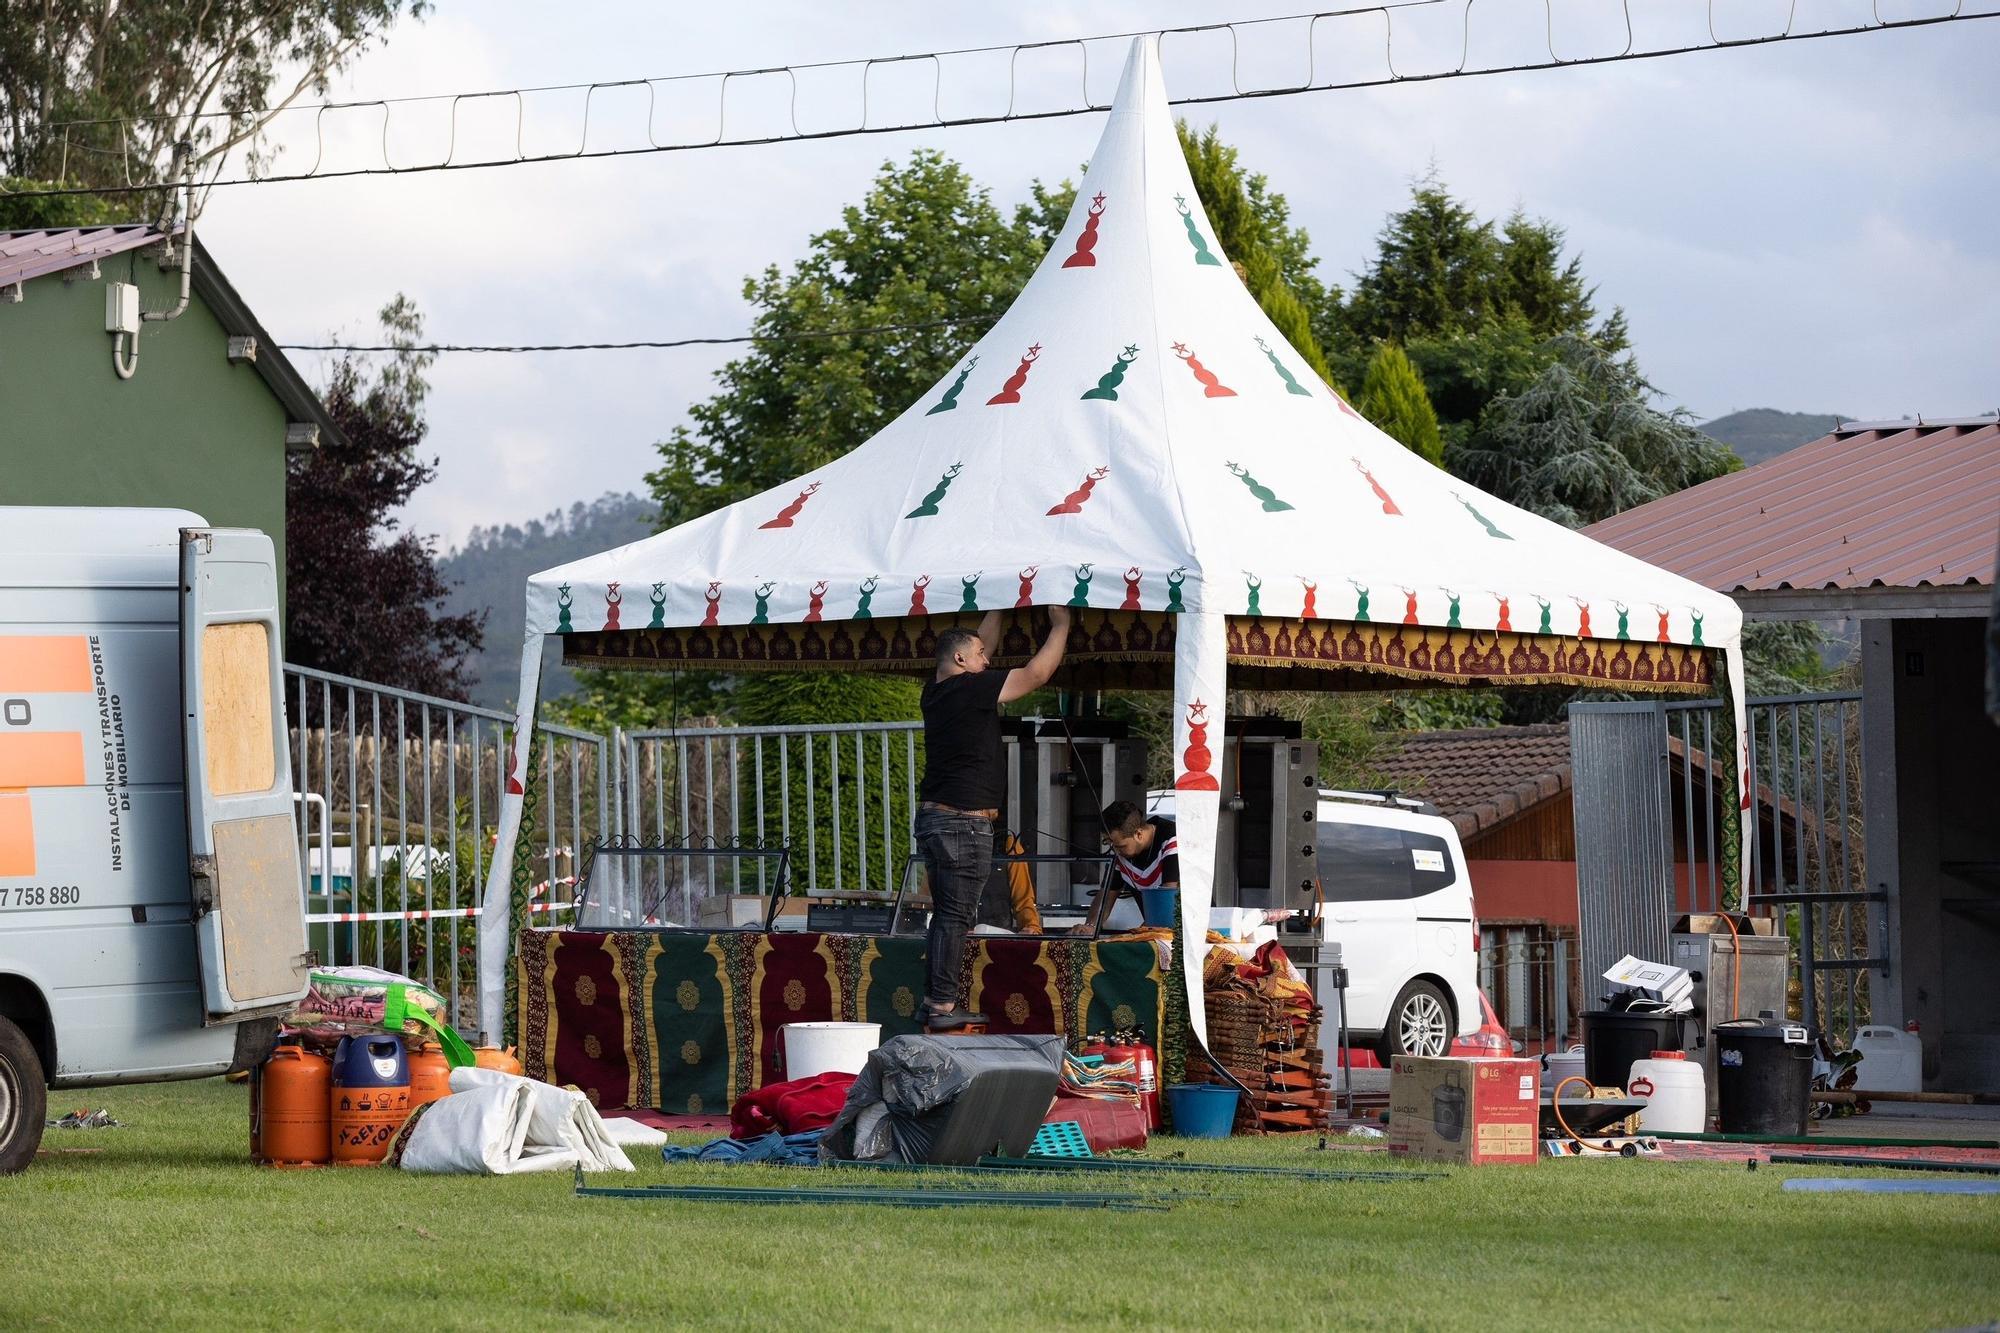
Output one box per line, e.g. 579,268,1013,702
1058,1052,1143,1102
1192,939,1331,1134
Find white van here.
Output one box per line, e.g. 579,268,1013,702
1149,787,1480,1059
1,508,309,1172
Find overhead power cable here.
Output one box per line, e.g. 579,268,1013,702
280,313,999,355
7,0,1995,202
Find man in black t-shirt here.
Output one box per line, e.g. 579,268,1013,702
915,605,1070,1029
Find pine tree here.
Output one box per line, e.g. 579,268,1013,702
1357,343,1444,465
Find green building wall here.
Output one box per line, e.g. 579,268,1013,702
0,246,290,591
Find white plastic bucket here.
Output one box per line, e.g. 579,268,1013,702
1851,1025,1922,1092
1629,1051,1706,1134
782,1022,881,1080
1543,1045,1588,1094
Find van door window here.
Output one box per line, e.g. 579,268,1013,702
1317,822,1412,900
1404,831,1458,896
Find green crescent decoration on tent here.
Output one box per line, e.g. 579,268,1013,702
959,573,980,613
1254,336,1312,396
1082,345,1141,401
1068,564,1094,607
926,357,977,415
1226,461,1293,512
906,462,963,518
649,582,666,629
1445,589,1463,629
1454,491,1513,540
1165,567,1187,613
752,582,774,625
854,576,877,619
1536,595,1553,635
1349,579,1371,622
555,583,573,634
1174,194,1222,266
1244,572,1263,616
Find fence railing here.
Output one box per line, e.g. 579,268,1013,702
1478,933,1584,1057
283,664,608,1035
1636,691,1871,1039
615,722,925,906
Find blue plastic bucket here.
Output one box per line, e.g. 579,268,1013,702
1165,1083,1239,1138
1138,887,1180,927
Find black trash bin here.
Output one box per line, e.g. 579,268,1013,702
1581,1010,1684,1090
1714,1015,1813,1136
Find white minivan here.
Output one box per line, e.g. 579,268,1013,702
1150,787,1481,1059
0,508,309,1172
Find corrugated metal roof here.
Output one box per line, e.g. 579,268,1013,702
1582,419,1999,593
0,225,168,287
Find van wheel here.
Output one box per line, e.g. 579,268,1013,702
1381,981,1453,1060
0,1016,48,1175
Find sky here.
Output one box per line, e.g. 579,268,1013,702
194,1,2000,550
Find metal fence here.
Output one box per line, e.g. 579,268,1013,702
612,722,925,918
1478,931,1583,1058
283,665,608,1034
1576,690,1872,1041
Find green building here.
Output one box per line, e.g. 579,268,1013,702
0,226,342,590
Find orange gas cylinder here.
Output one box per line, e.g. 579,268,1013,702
407,1042,454,1110
330,1035,411,1166
473,1044,524,1077
257,1045,333,1166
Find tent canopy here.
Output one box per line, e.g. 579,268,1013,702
479,37,1747,1045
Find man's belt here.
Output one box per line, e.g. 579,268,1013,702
920,801,1000,819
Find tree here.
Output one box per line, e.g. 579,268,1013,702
1449,333,1739,529
286,296,484,699
1356,343,1443,465
1178,121,1336,388
646,150,1061,530
0,1,425,226
1321,176,1625,451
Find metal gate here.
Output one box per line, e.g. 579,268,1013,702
284,665,607,1033
1571,691,1876,1040
611,722,925,919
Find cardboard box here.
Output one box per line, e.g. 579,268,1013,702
1389,1056,1540,1165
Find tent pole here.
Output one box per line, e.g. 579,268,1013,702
478,630,547,1042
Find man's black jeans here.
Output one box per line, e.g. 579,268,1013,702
914,807,993,1009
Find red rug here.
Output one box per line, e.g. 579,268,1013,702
605,1108,733,1134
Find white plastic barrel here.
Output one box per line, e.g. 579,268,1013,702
1543,1045,1588,1093
1851,1025,1922,1092
782,1022,881,1080
1629,1050,1706,1134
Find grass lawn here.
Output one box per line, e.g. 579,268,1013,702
3,1079,1997,1331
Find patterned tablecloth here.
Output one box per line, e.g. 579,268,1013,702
516,928,1174,1114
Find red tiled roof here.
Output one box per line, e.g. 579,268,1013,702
1582,419,1999,594
1371,724,1570,841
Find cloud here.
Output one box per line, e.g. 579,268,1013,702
192,1,1998,544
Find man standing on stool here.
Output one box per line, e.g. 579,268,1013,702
915,605,1070,1030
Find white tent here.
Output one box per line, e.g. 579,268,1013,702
478,37,1746,1045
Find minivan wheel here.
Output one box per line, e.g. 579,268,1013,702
1380,981,1453,1060
0,1016,48,1175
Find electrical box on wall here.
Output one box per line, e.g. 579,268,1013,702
104,282,140,335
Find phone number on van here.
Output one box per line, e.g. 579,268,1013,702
4,885,83,908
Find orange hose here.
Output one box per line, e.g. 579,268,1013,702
1718,911,1742,1022
1552,1075,1622,1153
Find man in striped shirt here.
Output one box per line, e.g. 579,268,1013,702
1099,800,1177,927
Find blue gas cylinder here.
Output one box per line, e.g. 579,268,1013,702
330,1035,411,1165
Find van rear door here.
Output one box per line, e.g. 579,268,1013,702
179,527,310,1021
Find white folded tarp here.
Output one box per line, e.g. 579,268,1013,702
396,1068,635,1175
